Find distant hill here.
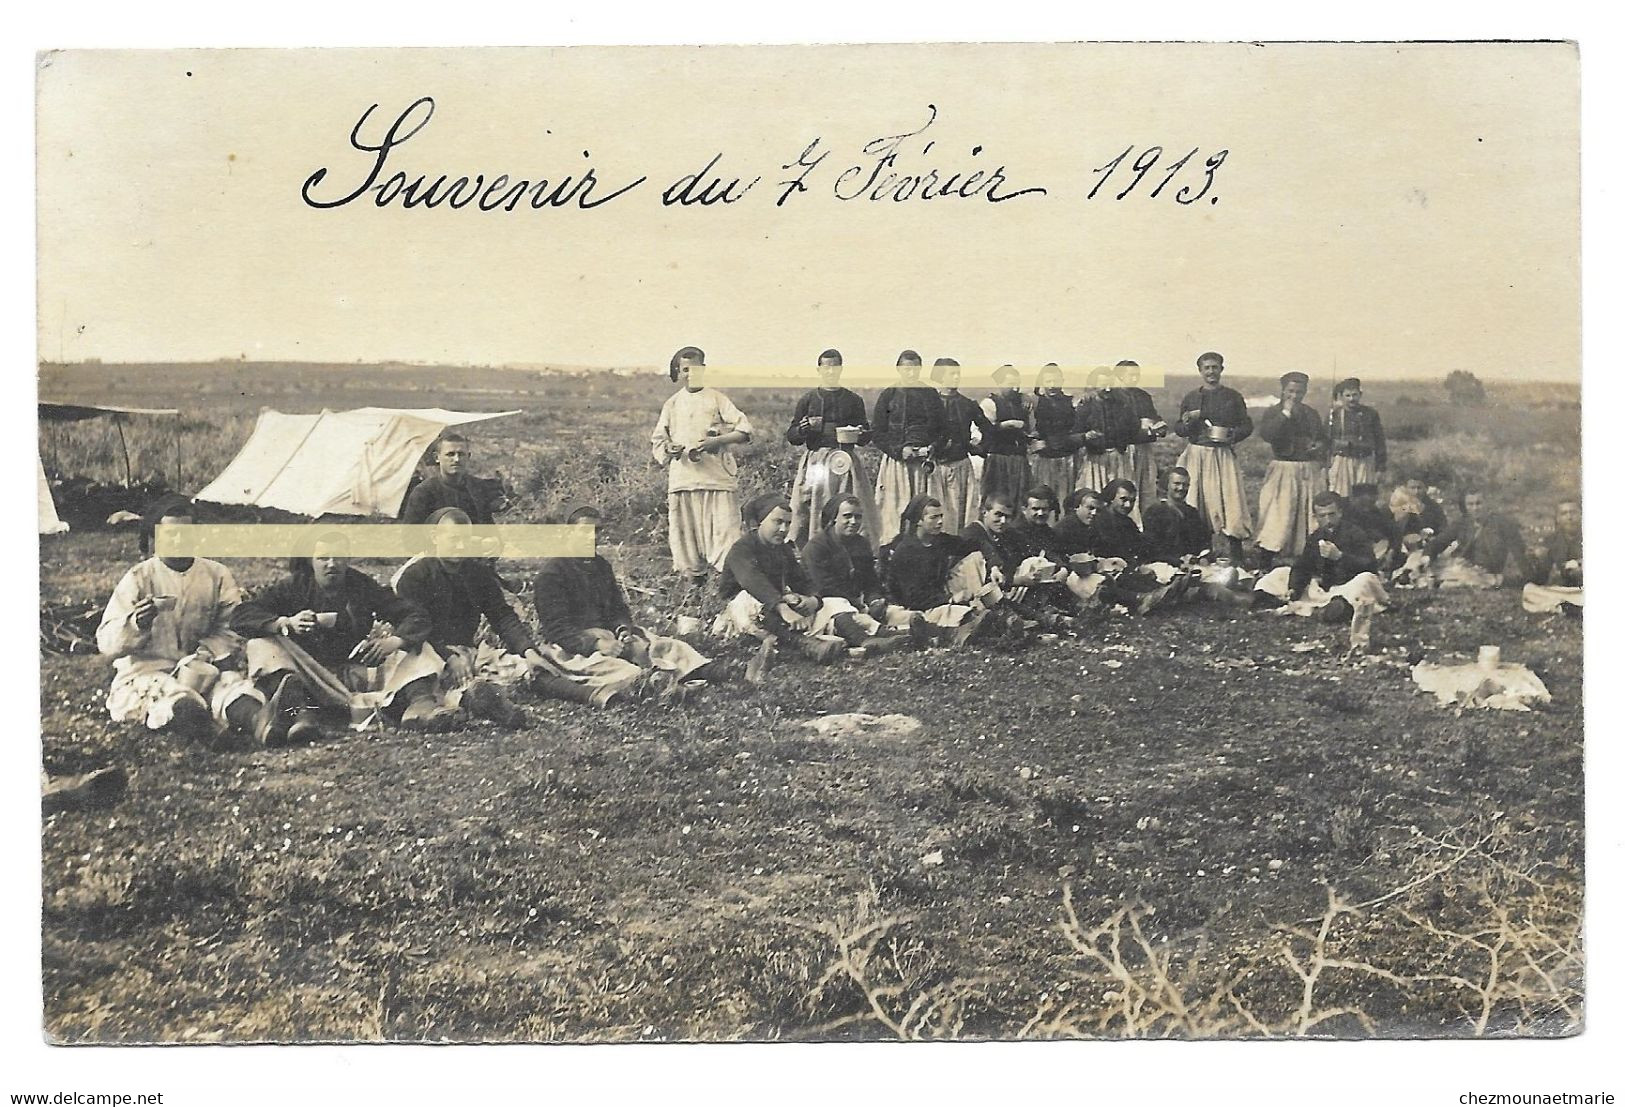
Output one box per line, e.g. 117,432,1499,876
38,360,1578,418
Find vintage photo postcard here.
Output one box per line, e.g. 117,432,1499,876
35,42,1582,1048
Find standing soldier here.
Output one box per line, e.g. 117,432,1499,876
930,358,995,533
1115,359,1170,514
1028,364,1079,500
871,349,946,546
1326,377,1387,498
1255,371,1330,564
1174,351,1255,561
651,346,754,609
979,364,1031,506
1074,369,1142,521
785,348,879,550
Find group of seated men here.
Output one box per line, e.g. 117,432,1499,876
91,426,1582,751
707,467,1393,669
94,494,716,751
709,460,1585,668
1337,477,1583,613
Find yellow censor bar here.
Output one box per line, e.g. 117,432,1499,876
672,364,1166,391
155,523,598,560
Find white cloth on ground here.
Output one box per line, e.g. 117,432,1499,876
711,591,849,645
1433,555,1502,591
1254,565,1389,617
1521,582,1583,613
1411,661,1551,711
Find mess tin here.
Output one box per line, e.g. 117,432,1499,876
172,655,218,694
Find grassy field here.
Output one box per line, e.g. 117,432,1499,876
38,364,1583,1041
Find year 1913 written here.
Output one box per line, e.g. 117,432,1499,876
1087,146,1229,204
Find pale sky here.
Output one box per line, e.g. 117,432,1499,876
36,43,1579,380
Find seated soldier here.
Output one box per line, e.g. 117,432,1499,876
232,529,452,732
1256,490,1389,621
713,494,851,674
1425,487,1530,588
1051,489,1130,602
947,493,1048,632
400,432,501,525
1142,467,1213,565
532,505,713,686
1137,470,1256,606
1053,488,1105,557
1522,499,1583,614
1342,482,1399,569
397,508,636,719
1008,483,1101,617
1390,476,1446,550
95,495,272,748
800,494,920,653
879,495,988,647
1088,479,1191,614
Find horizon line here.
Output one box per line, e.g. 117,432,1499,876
36,358,1584,384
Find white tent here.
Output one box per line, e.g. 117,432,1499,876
194,407,520,518
38,455,69,535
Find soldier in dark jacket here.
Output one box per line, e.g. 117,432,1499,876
871,350,948,545
1290,498,1380,596
1326,377,1387,497
400,433,502,525
1425,488,1530,586
233,531,445,733
930,358,997,532
397,507,639,714
1142,467,1213,564
531,506,712,681
979,365,1032,506
1174,351,1255,557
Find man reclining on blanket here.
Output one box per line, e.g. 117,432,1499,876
532,505,715,691
1522,499,1583,614
1424,487,1530,589
1255,490,1389,622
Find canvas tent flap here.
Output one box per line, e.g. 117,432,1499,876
194,407,519,518
39,455,69,535
39,402,181,421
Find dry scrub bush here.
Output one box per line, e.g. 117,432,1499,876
1024,821,1581,1039
789,886,992,1040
